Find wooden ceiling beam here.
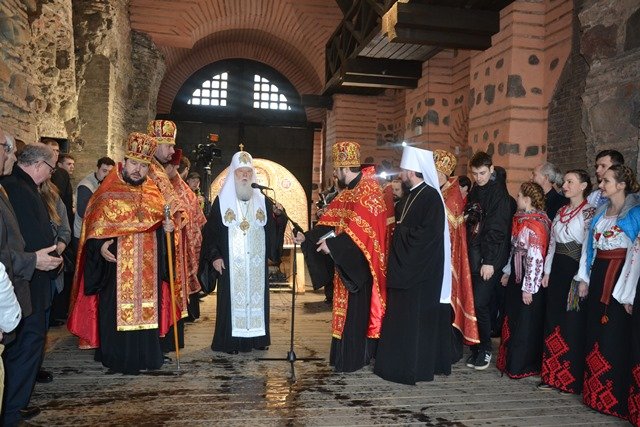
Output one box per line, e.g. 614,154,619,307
390,27,493,50
341,74,418,89
334,0,355,15
395,3,500,35
323,56,420,94
342,57,422,79
383,2,500,50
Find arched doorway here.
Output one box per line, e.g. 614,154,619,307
158,59,315,221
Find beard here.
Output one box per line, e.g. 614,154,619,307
122,169,146,186
235,179,253,201
400,178,412,192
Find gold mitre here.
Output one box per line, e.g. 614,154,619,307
332,141,361,168
125,132,157,164
147,120,177,145
433,149,458,177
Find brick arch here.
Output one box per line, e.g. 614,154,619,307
131,0,341,87
188,8,327,78
157,30,323,115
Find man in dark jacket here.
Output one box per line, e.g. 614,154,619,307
532,162,567,220
0,143,63,426
464,152,512,370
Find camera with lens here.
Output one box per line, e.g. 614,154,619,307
193,133,222,167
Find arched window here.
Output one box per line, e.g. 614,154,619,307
253,74,289,110
187,72,228,106
171,59,306,124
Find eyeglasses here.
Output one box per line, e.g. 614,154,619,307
41,160,56,174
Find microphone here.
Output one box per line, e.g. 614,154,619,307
251,182,273,191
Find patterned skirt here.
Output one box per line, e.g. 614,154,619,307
582,255,631,420
540,252,587,393
496,263,545,378
627,277,640,426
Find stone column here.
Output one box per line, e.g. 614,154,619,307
579,1,640,172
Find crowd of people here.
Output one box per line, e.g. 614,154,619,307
0,119,639,425
303,144,640,425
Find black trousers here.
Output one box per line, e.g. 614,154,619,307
1,310,46,426
471,272,501,353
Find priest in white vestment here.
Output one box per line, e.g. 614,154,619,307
198,150,285,354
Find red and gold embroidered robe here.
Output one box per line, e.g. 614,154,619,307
318,176,391,339
67,165,172,348
442,177,479,345
170,174,207,294
149,160,190,313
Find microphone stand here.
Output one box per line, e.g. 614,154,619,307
258,189,323,383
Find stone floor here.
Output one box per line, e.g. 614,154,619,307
29,287,626,426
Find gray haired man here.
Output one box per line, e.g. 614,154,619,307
532,162,568,219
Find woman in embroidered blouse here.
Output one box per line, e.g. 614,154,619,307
631,246,640,427
539,170,594,393
577,165,640,420
497,182,551,378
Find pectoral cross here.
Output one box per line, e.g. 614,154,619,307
239,143,244,151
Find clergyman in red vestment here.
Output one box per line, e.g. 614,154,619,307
296,141,391,372
433,149,479,355
67,132,176,374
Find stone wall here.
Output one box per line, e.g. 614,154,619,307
72,0,165,180
579,0,640,173
0,0,165,183
547,3,589,172
0,0,78,143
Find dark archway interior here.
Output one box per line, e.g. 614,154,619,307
161,59,315,215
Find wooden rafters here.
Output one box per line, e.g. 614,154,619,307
324,0,512,94
324,57,422,94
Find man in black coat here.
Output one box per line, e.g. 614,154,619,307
464,152,512,371
0,142,63,426
532,162,568,220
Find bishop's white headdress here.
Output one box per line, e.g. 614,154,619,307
218,151,267,228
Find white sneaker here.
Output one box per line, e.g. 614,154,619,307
474,351,491,370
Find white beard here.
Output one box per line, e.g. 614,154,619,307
235,180,253,201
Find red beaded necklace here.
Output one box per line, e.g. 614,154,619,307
558,199,587,225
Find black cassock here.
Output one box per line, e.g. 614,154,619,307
301,225,374,373
83,229,167,375
374,182,449,385
199,197,284,353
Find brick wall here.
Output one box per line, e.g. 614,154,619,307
466,0,573,193
325,1,574,194
324,92,405,179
